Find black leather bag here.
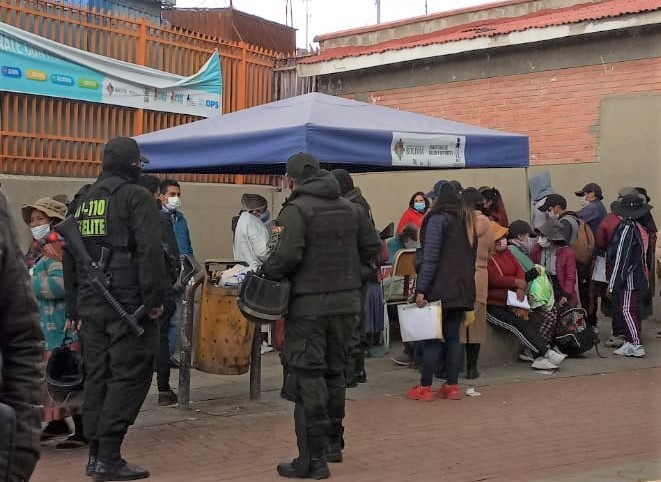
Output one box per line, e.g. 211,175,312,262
238,271,290,324
0,401,16,482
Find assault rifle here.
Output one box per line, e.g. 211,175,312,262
55,216,145,336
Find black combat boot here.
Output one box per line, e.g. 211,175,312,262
355,353,367,384
465,343,480,380
276,458,330,479
345,353,359,388
86,440,99,476
326,422,344,463
93,459,149,481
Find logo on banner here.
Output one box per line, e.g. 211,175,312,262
391,132,466,168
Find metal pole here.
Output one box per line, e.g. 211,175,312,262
249,325,262,400
376,0,381,24
304,0,310,50
177,268,205,410
425,0,428,14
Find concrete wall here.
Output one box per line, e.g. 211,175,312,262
1,174,283,264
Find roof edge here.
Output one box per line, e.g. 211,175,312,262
313,0,533,42
299,9,661,76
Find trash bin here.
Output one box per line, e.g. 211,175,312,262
195,260,255,375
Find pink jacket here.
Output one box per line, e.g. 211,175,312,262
530,244,577,306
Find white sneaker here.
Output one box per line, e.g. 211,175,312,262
519,348,535,362
532,357,558,370
613,341,634,356
545,349,567,366
629,345,646,358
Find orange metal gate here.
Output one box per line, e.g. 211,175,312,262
0,0,280,184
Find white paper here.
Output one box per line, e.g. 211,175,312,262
507,290,531,310
592,256,607,283
397,302,443,342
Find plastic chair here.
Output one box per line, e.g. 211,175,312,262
382,249,417,348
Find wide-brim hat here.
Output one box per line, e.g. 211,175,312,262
536,219,567,241
21,197,67,224
612,193,652,220
491,221,508,241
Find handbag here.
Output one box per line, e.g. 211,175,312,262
397,301,443,342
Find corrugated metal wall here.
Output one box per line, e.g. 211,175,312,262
163,8,296,55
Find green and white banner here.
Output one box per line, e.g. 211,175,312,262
0,21,222,117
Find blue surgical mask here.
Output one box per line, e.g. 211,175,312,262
413,201,426,212
261,210,271,223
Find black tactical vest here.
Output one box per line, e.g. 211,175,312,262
288,194,362,295
73,176,133,260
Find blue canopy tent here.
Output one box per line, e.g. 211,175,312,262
136,92,528,174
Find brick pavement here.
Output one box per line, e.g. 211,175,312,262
33,367,661,482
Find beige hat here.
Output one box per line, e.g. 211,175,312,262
21,197,67,224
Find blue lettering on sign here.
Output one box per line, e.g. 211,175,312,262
205,99,219,109
1,66,22,78
50,74,75,86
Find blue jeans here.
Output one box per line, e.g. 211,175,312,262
420,308,463,386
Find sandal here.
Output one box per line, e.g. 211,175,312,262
55,434,88,449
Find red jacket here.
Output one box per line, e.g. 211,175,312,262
595,212,622,278
530,244,577,305
487,249,524,306
397,208,425,233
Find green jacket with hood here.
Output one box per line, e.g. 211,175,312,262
262,170,381,317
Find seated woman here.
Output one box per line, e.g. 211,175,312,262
397,192,428,233
507,220,560,356
487,222,566,370
387,223,418,263
530,219,578,309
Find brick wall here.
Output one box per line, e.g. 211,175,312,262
367,57,661,165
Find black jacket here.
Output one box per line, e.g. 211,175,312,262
262,170,381,317
0,191,44,482
64,172,165,318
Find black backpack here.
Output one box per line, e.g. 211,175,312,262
554,308,603,357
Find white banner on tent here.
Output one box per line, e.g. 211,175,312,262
391,132,466,168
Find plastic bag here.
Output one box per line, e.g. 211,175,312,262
527,265,555,310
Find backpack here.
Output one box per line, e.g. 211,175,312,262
567,215,595,264
554,308,602,357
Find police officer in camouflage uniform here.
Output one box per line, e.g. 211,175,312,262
64,137,164,481
262,153,380,479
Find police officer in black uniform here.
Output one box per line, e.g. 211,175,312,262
262,153,380,479
63,137,164,481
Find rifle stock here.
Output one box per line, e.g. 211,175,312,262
55,217,146,337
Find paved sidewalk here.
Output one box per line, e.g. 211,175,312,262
35,368,661,482
33,321,661,482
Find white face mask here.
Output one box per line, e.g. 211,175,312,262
31,223,51,241
167,196,182,210
537,236,551,248
549,211,559,219
581,197,589,207
404,241,418,249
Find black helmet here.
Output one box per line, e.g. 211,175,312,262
238,271,290,324
46,339,84,405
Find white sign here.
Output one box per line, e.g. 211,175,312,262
391,132,466,167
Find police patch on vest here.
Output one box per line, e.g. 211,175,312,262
75,197,108,237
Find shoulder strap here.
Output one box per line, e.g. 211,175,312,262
490,255,504,276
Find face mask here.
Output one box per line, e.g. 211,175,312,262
495,238,507,252
261,210,271,223
413,201,426,213
537,236,551,248
404,241,418,249
31,223,51,241
549,211,559,219
167,196,182,210
581,197,589,207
